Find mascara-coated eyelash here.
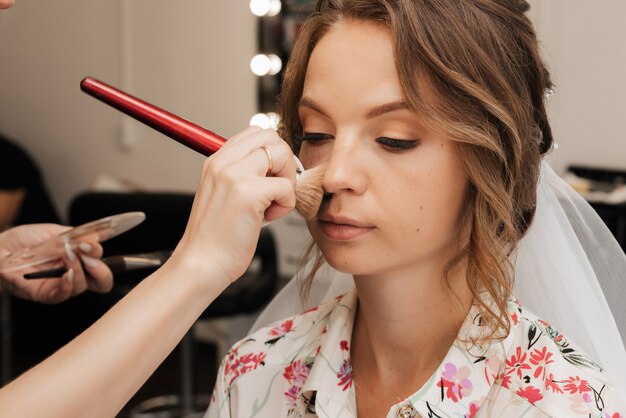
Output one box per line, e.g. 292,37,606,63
376,137,420,150
294,133,334,142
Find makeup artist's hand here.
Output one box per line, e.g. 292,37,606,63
0,224,113,303
172,126,297,285
0,0,16,10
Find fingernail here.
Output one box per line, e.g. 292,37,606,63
79,242,92,253
64,242,76,262
67,268,74,283
80,254,98,268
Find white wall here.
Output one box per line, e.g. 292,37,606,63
1,1,624,277
0,0,256,220
528,0,626,173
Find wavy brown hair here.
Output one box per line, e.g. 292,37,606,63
278,0,553,339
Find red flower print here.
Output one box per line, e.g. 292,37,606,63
603,413,624,418
544,373,563,394
465,401,480,418
299,306,319,315
516,386,543,405
283,360,312,408
484,355,504,386
511,311,519,326
494,372,512,389
538,319,551,328
563,376,590,394
529,346,554,379
269,319,294,337
283,359,311,386
224,351,266,385
337,359,353,391
437,362,473,403
505,346,531,379
340,340,349,352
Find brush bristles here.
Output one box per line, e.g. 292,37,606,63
295,163,326,220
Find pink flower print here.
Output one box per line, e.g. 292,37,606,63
563,376,590,394
603,413,624,418
544,373,563,394
284,384,300,408
485,354,502,372
437,363,473,402
569,391,594,415
224,351,266,385
516,386,544,405
465,401,480,418
483,355,504,386
511,311,519,326
505,346,531,379
283,359,311,386
337,359,353,391
529,346,554,380
270,319,294,337
283,360,312,408
340,340,349,352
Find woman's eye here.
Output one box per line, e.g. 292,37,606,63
296,133,334,143
376,137,420,151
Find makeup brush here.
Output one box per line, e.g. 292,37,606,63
24,251,172,279
80,77,324,220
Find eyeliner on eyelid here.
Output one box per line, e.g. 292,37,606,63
376,137,420,149
295,133,333,141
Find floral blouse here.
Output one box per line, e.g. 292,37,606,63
205,288,624,418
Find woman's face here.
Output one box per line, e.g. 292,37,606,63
0,0,15,10
298,20,470,277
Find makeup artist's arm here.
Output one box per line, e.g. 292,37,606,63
0,223,113,303
0,127,297,417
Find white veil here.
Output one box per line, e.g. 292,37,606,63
513,161,626,396
251,160,626,399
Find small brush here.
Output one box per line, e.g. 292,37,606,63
80,76,324,219
24,251,172,280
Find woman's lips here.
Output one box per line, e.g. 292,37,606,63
317,218,375,241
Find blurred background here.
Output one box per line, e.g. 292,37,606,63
0,0,624,416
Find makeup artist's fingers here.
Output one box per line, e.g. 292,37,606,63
61,243,89,296
83,260,114,293
257,177,297,222
171,127,299,284
228,125,263,142
212,128,297,182
34,274,75,304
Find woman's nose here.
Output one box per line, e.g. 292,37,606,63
322,137,366,195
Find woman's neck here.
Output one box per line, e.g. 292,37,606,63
351,259,473,391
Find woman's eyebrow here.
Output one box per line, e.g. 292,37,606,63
298,97,329,117
365,101,409,119
299,97,409,119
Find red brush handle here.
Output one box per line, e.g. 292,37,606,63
80,77,226,156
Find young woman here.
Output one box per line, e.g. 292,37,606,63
206,1,626,417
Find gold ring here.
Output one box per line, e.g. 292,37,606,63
261,145,273,174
